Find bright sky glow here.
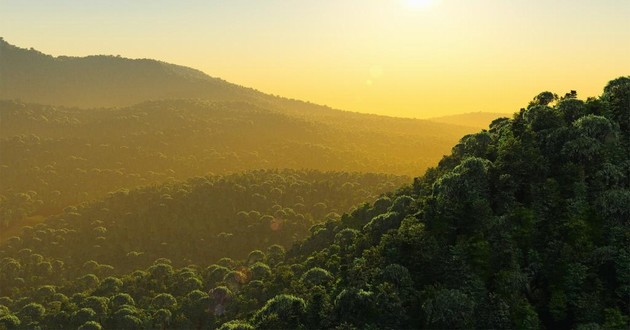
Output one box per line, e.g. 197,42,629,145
1,0,629,118
405,0,438,9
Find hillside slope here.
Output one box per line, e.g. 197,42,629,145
0,39,483,234
0,38,480,136
0,38,260,108
427,111,512,129
0,99,473,232
0,78,626,329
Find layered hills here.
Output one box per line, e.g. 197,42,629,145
0,39,480,233
0,77,627,329
1,36,627,329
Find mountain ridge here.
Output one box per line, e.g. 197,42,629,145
426,111,512,129
1,38,492,125
0,37,265,108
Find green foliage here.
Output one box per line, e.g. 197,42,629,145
300,267,333,287
151,293,177,311
0,89,469,232
422,288,475,329
252,294,306,329
0,314,21,329
528,91,558,107
0,77,627,329
218,320,255,330
18,303,45,323
110,294,135,309
77,321,102,330
72,308,96,326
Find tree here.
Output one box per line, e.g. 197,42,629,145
529,91,558,107
422,288,475,329
180,290,210,328
305,286,331,329
300,267,333,288
252,294,306,329
151,293,177,311
96,277,123,296
18,303,45,324
81,296,108,322
72,308,96,326
249,262,272,281
77,321,102,330
0,314,20,329
218,320,255,330
109,294,135,310
602,76,630,137
246,250,265,265
334,289,375,326
266,245,286,266
151,309,172,329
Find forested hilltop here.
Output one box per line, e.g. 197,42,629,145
0,77,627,329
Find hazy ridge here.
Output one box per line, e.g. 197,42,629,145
427,111,512,129
0,39,477,233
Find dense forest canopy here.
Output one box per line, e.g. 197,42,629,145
0,77,628,329
0,169,405,288
0,98,471,236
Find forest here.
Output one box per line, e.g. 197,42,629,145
1,39,480,239
0,98,471,238
0,77,627,329
0,37,628,329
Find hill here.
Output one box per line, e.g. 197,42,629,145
0,98,472,233
0,38,482,137
0,169,407,328
0,38,449,125
0,39,480,233
0,38,260,108
0,77,627,329
427,111,512,129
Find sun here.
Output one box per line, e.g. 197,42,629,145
405,0,437,9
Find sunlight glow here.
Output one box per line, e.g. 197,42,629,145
2,0,629,118
405,0,437,9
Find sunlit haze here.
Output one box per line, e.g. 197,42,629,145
1,0,629,117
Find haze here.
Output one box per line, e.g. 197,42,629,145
1,0,629,118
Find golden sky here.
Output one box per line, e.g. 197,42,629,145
1,0,629,118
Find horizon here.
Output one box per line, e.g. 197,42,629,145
1,0,629,118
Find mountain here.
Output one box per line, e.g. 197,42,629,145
0,38,493,133
0,99,473,232
0,77,627,329
0,38,261,108
0,39,481,234
427,111,512,129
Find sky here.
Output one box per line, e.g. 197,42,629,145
1,0,629,118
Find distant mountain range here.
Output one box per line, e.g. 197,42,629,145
0,38,488,178
0,38,487,230
0,37,263,108
0,37,507,127
427,111,512,129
